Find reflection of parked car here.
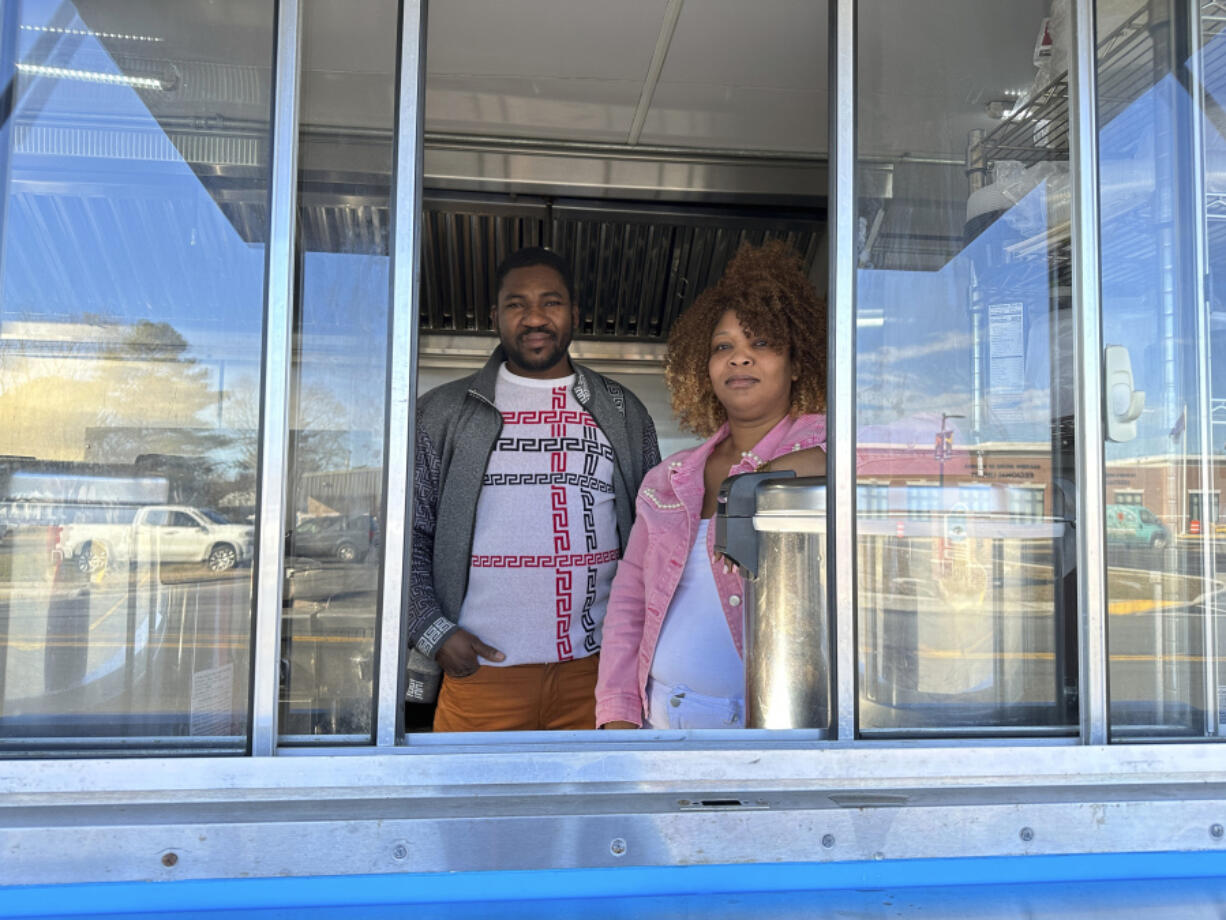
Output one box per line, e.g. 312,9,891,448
1106,504,1169,549
287,514,379,562
61,505,255,573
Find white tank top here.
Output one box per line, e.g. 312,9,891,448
648,519,744,700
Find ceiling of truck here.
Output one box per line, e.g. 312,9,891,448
72,0,1049,159
426,0,1045,160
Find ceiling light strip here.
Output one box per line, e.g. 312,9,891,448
20,24,163,42
16,61,165,90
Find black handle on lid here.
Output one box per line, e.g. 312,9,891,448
713,470,796,578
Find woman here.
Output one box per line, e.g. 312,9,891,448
595,241,827,729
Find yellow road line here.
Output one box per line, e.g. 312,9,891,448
87,572,152,633
1108,599,1192,615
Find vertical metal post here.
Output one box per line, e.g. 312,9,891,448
249,0,302,757
375,0,427,747
1186,0,1219,736
828,0,857,741
1069,0,1110,745
0,0,20,296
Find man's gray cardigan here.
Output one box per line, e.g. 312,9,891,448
406,346,660,701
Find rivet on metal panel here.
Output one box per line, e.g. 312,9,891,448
1211,824,1224,840
160,852,178,868
821,834,836,849
610,837,627,857
1020,827,1035,842
392,843,409,860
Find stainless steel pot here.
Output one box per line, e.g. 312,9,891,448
715,471,830,731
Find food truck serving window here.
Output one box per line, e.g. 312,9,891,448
2,0,1226,762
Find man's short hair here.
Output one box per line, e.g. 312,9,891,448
494,246,576,302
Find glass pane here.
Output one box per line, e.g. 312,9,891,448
0,0,274,751
856,1,1077,736
1100,0,1224,739
277,1,396,742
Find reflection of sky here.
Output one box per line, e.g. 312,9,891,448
858,48,1226,463
3,1,265,345
3,2,390,472
297,251,389,469
11,3,1226,474
856,180,1055,448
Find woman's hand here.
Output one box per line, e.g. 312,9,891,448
601,720,638,730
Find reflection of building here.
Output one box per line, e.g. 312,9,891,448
295,467,381,520
858,440,1223,534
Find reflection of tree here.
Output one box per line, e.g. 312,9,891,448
0,318,220,460
226,373,354,482
96,321,234,463
0,317,249,507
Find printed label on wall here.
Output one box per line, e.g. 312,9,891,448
989,302,1025,422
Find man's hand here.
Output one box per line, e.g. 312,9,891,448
436,628,505,678
601,720,638,730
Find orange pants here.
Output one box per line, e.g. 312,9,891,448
433,654,599,732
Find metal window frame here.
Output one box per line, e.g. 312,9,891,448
828,0,858,742
250,0,303,757
373,0,428,748
13,0,1226,894
0,0,1135,760
0,0,1119,759
1069,0,1110,745
1187,0,1220,737
6,743,1226,886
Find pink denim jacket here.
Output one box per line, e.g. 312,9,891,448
595,413,827,727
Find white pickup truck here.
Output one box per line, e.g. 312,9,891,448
62,505,255,574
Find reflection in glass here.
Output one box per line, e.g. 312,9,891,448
0,1,273,750
277,1,396,742
1099,1,1225,739
856,1,1077,735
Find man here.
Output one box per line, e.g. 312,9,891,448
409,247,660,731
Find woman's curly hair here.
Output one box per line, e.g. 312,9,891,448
664,240,827,437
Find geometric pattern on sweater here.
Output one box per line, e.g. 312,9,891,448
459,370,618,665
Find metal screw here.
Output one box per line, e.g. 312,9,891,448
1211,824,1224,840
821,834,836,849
1019,827,1035,843
392,844,409,860
161,852,178,868
610,837,627,857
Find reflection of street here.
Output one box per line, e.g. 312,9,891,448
1108,599,1213,733
0,535,381,741
1107,545,1226,736
280,557,378,738
1109,538,1226,579
858,533,1071,731
0,547,252,740
859,532,1226,735
6,530,1222,741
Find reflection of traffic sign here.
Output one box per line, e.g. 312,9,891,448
933,429,954,461
1191,520,1202,535
896,521,905,538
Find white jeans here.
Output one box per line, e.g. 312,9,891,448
646,678,744,729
